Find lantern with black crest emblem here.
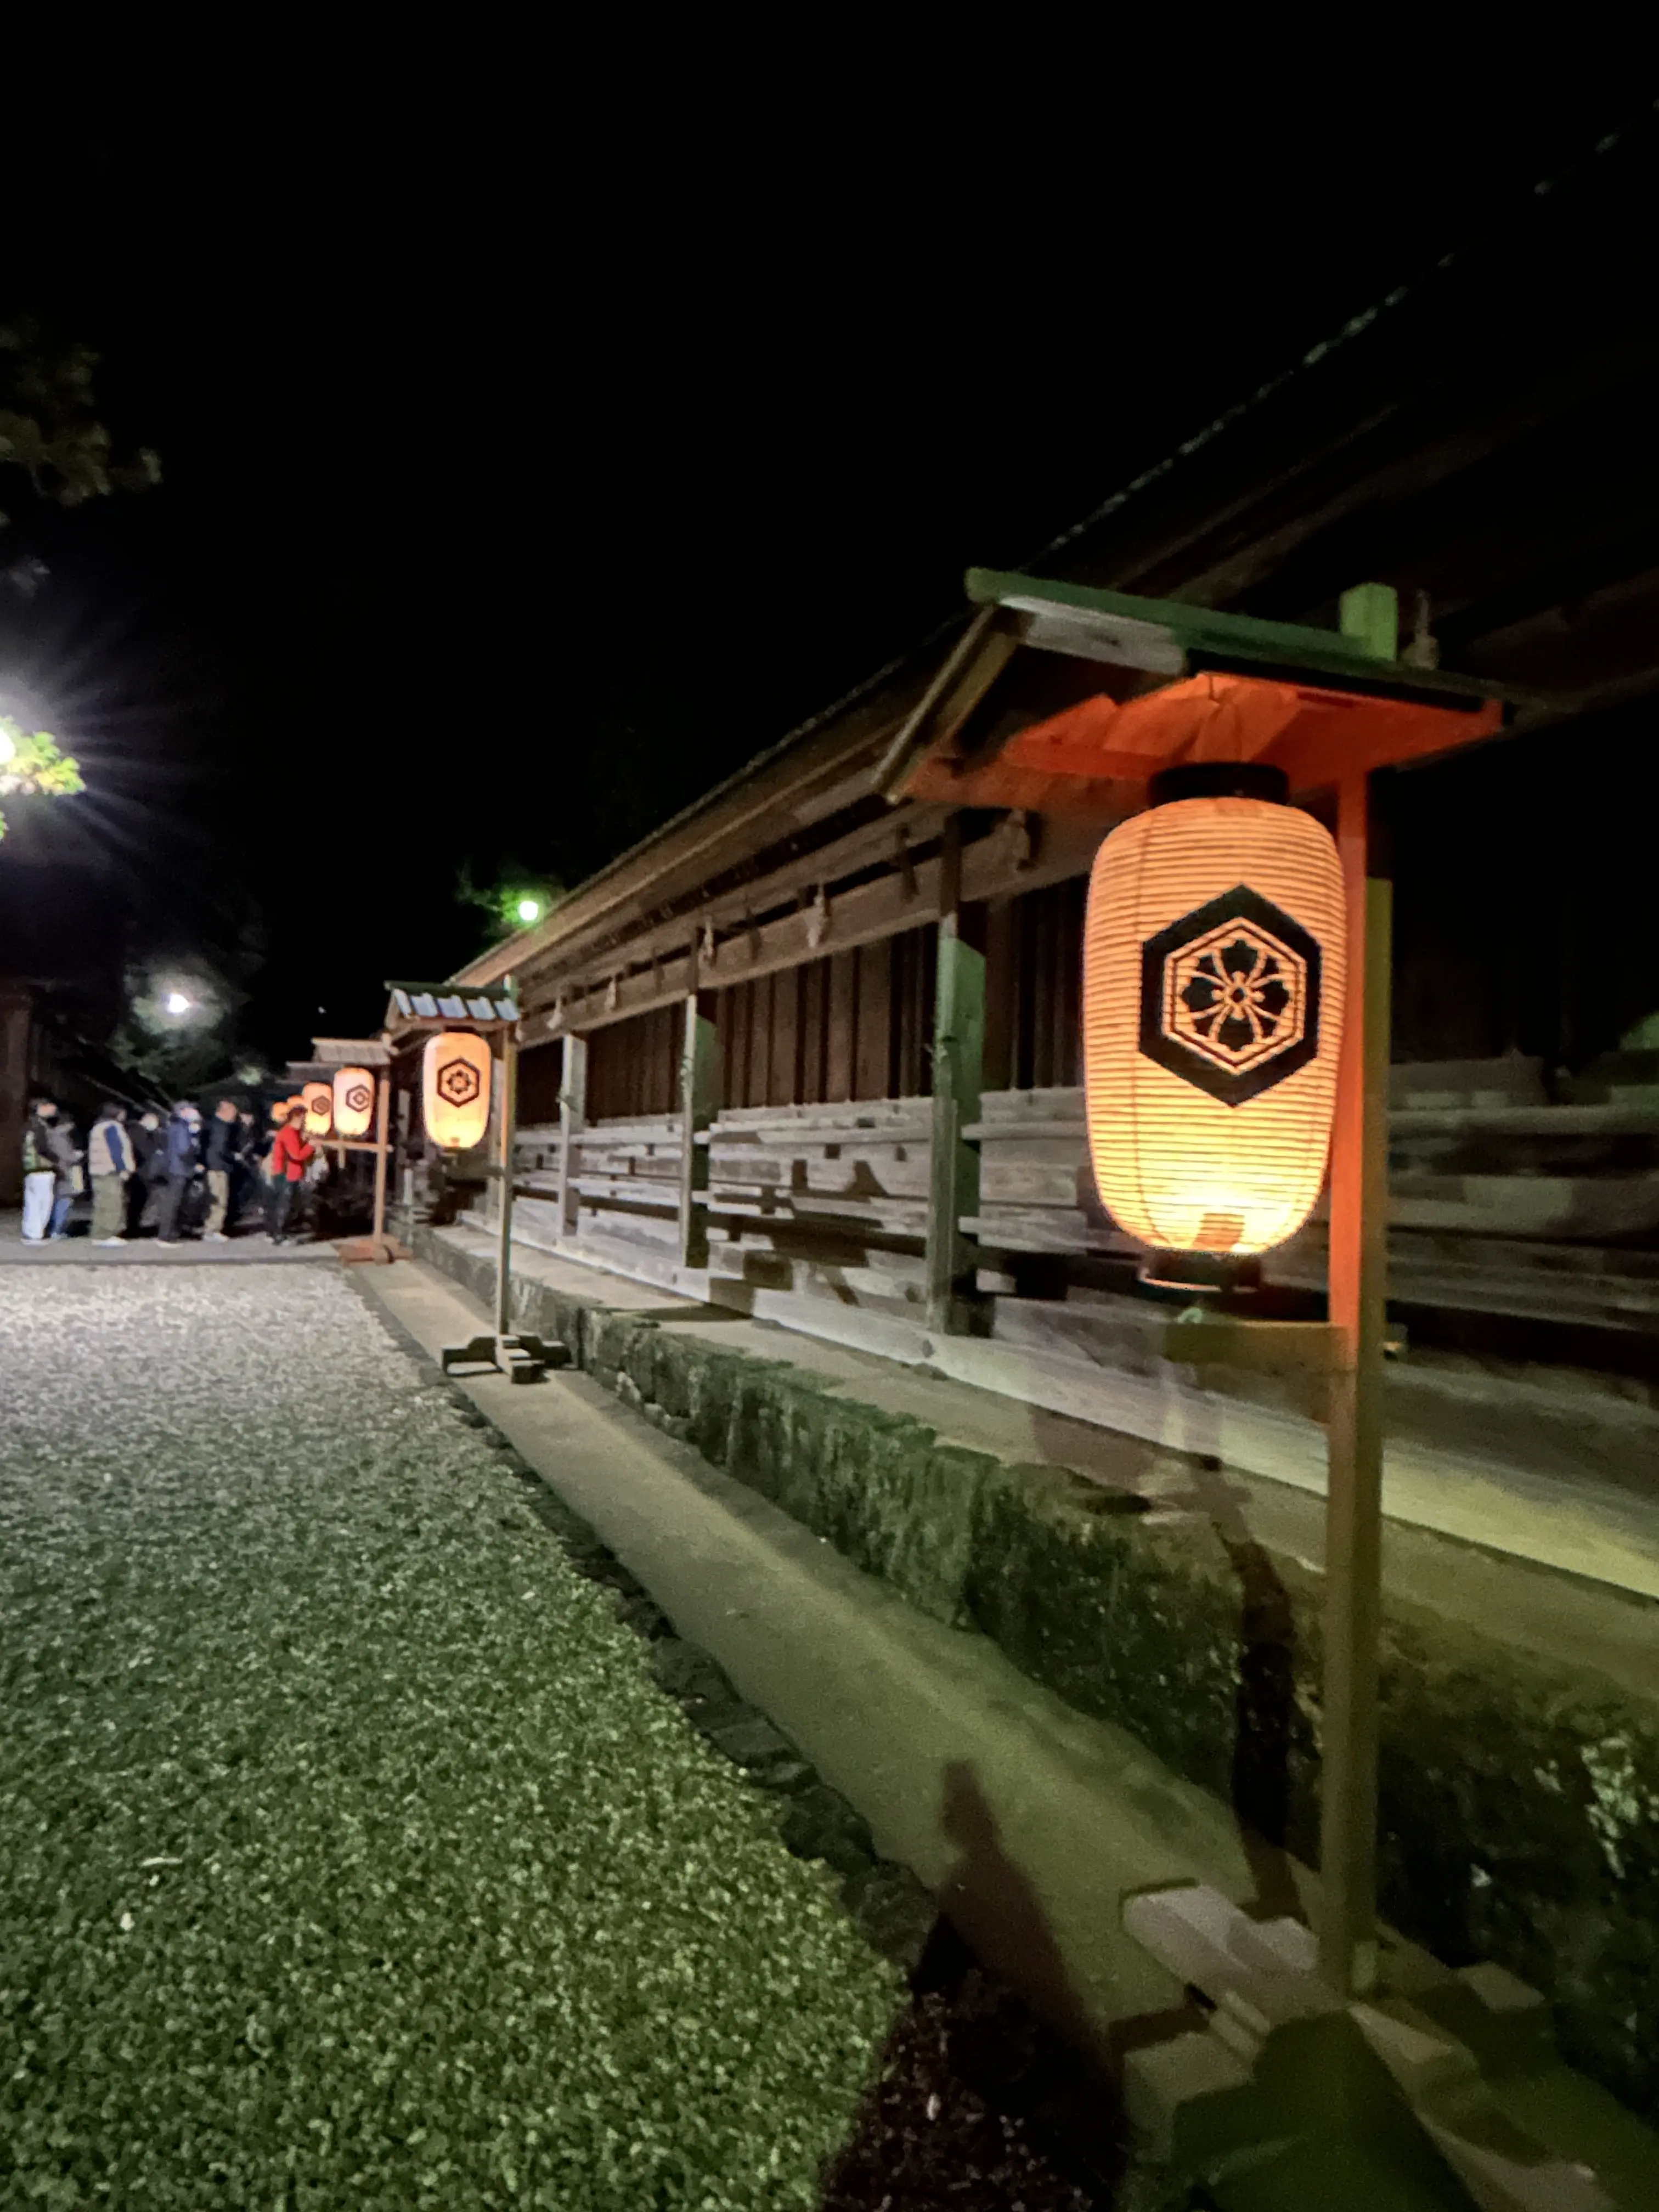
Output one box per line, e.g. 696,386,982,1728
1084,761,1346,1290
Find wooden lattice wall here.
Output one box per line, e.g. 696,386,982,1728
716,926,938,1110
984,877,1086,1093
586,1002,685,1121
517,1037,565,1126
569,886,1088,1127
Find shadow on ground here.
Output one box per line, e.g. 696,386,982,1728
820,1762,1139,2210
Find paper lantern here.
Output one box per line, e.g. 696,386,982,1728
302,1081,334,1137
331,1066,376,1139
1083,763,1346,1282
422,1030,493,1152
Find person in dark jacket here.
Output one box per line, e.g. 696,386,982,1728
155,1102,202,1247
43,1108,81,1239
21,1100,61,1242
233,1109,259,1229
125,1111,163,1237
202,1098,241,1241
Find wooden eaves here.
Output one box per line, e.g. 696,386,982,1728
444,638,1102,1045
880,568,1514,812
433,569,1515,1047
381,983,520,1042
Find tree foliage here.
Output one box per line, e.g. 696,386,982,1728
0,317,156,834
0,714,84,840
0,315,159,523
455,860,566,946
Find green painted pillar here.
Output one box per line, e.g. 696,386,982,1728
556,1031,586,1243
678,995,720,1271
1339,581,1398,662
926,854,985,1334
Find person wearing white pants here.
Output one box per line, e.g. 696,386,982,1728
21,1101,59,1240
21,1168,55,1240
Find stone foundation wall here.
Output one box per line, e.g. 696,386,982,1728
416,1227,1659,2124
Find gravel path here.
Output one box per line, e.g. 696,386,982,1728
0,1267,903,2209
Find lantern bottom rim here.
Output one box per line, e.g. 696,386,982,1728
1136,1249,1263,1297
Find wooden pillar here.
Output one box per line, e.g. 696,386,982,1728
370,1066,391,1252
926,817,985,1334
0,988,32,1208
556,1031,587,1243
678,972,720,1271
1318,752,1393,1997
494,1013,519,1340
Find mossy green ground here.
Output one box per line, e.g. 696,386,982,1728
0,1269,902,2208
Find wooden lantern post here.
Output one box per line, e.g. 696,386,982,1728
494,1001,518,1341
435,978,561,1384
876,573,1652,2190
323,1055,400,1267
888,567,1511,2007
1316,586,1398,1995
369,1063,392,1255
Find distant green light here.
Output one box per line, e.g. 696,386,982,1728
516,897,541,924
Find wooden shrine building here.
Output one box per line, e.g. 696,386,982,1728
427,165,1659,1375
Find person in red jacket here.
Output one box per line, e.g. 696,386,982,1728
264,1104,316,1244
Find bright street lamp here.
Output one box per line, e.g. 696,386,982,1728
516,896,541,924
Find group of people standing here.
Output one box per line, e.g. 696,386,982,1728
20,1096,318,1246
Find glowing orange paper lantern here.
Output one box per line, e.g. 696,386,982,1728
302,1081,334,1137
331,1066,376,1139
1083,764,1346,1283
422,1030,493,1152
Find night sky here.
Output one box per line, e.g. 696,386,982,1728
1,58,1639,1069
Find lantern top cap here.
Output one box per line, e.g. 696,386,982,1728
1148,761,1289,808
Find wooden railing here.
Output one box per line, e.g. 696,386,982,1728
500,1073,1659,1336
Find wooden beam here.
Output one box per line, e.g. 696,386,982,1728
519,799,950,1014
529,816,1103,1039
873,608,1013,794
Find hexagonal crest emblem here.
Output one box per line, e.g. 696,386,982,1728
1139,884,1323,1106
343,1082,372,1115
436,1057,483,1108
